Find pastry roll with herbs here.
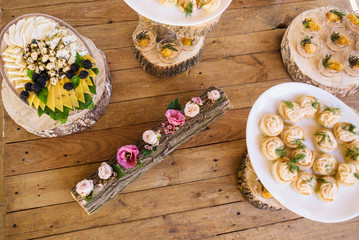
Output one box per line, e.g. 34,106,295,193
312,153,338,175
317,106,342,128
262,137,286,161
313,129,337,153
337,162,359,186
298,95,320,118
292,172,317,195
178,0,198,16
278,101,304,124
316,177,339,202
291,146,315,169
344,141,359,166
281,126,305,148
334,122,358,144
259,114,284,136
271,157,298,184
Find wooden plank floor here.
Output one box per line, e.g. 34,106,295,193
1,0,359,239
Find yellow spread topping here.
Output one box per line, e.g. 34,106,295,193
348,14,359,26
161,48,173,58
303,18,322,31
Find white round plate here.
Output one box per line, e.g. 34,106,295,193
246,82,359,223
124,0,232,26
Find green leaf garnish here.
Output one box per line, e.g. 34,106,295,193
110,163,126,179
312,100,319,110
287,161,300,174
161,43,178,52
40,106,70,123
292,153,306,163
322,54,333,69
324,106,340,114
317,178,328,184
78,93,94,110
354,173,359,180
89,77,96,94
184,1,194,17
75,52,84,68
136,30,150,42
85,191,93,204
92,68,99,75
345,147,359,160
167,96,181,110
35,87,48,104
71,76,81,89
348,55,359,68
283,101,294,109
302,18,311,28
300,35,316,46
329,9,346,20
330,32,340,43
27,70,35,81
349,123,357,134
276,148,286,158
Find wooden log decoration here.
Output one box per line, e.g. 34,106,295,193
71,86,231,215
281,7,359,98
1,37,112,137
237,150,284,211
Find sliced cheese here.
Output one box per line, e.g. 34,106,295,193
54,83,63,112
59,79,73,109
39,100,46,111
47,85,55,111
74,81,85,103
85,77,93,86
27,92,35,106
64,78,79,108
83,54,96,63
32,95,40,109
80,79,91,94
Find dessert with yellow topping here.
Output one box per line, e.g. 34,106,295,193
133,28,156,52
327,27,352,51
347,11,359,34
158,39,182,63
297,35,322,58
179,35,199,51
345,52,359,77
319,53,343,77
302,17,322,32
325,8,346,28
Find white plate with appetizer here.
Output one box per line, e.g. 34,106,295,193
124,0,232,26
247,82,359,223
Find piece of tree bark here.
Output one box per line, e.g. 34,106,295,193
237,150,284,211
71,86,231,215
281,7,359,98
1,37,112,137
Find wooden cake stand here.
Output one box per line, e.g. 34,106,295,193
133,15,221,77
1,37,112,137
281,7,359,97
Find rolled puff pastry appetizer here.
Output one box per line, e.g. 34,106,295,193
298,95,320,119
200,0,221,13
158,0,177,7
334,122,358,144
262,137,286,160
292,146,315,169
344,141,359,166
316,176,339,202
312,153,338,175
337,162,359,186
281,126,305,148
313,129,337,152
317,106,342,128
259,114,284,136
292,172,317,195
271,157,298,184
278,101,304,124
178,0,198,12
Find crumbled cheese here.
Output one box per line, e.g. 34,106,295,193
31,52,38,61
48,38,60,50
46,62,55,70
62,35,77,46
48,28,59,38
56,48,70,60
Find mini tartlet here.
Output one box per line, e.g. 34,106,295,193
325,8,347,28
292,172,317,195
132,27,156,52
262,137,286,161
327,27,352,52
271,157,298,184
297,34,322,58
281,126,305,148
292,146,315,169
313,129,338,153
317,106,342,128
333,122,358,144
318,53,343,77
312,153,338,175
344,51,359,77
278,101,304,124
337,162,359,186
259,114,284,137
316,176,339,202
157,39,182,63
346,11,359,35
298,95,320,118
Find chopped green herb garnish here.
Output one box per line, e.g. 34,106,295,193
324,106,340,114
315,131,333,145
354,173,359,180
276,148,286,158
292,153,306,163
136,31,150,42
348,55,359,68
287,161,300,174
317,178,329,184
312,99,319,110
300,35,316,46
330,32,340,43
161,43,178,52
184,2,194,17
329,9,346,20
322,54,333,69
302,18,312,28
291,139,305,149
345,147,359,160
348,123,357,134
283,101,294,109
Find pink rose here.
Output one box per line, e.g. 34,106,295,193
76,179,94,197
117,145,139,169
98,162,113,180
191,97,203,106
165,109,186,126
142,130,159,146
184,102,200,118
207,90,220,102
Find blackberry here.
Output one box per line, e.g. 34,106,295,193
82,59,92,69
32,73,40,81
78,70,88,79
20,91,29,101
63,82,74,91
42,73,50,81
66,70,75,80
70,63,80,72
37,77,46,88
25,82,33,91
32,82,42,94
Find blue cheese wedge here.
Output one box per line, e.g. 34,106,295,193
56,48,70,60
48,28,59,38
62,34,76,46
48,37,60,50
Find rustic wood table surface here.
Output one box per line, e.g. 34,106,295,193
1,0,359,239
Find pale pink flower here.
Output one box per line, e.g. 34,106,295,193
191,97,203,106
165,109,186,126
207,90,220,102
98,162,113,180
184,102,200,118
117,145,139,169
142,130,159,146
76,179,93,197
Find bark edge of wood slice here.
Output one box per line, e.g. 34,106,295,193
134,37,204,78
281,6,359,98
238,150,284,211
1,37,112,137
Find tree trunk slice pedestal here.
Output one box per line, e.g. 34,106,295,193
1,37,112,137
281,7,359,98
71,86,231,215
238,150,284,211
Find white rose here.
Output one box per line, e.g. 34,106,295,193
207,90,220,101
184,102,200,118
142,130,159,146
76,179,93,197
98,162,113,180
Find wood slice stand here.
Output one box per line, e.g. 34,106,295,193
238,150,284,211
281,7,359,98
71,86,231,215
1,37,112,137
133,15,220,77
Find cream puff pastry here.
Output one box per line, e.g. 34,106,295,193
334,122,358,144
278,101,304,124
337,162,359,186
259,114,284,137
271,157,298,184
313,129,337,152
292,146,315,169
316,176,339,202
317,106,342,128
298,95,320,119
262,137,286,160
292,172,317,195
312,153,338,175
281,126,305,148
